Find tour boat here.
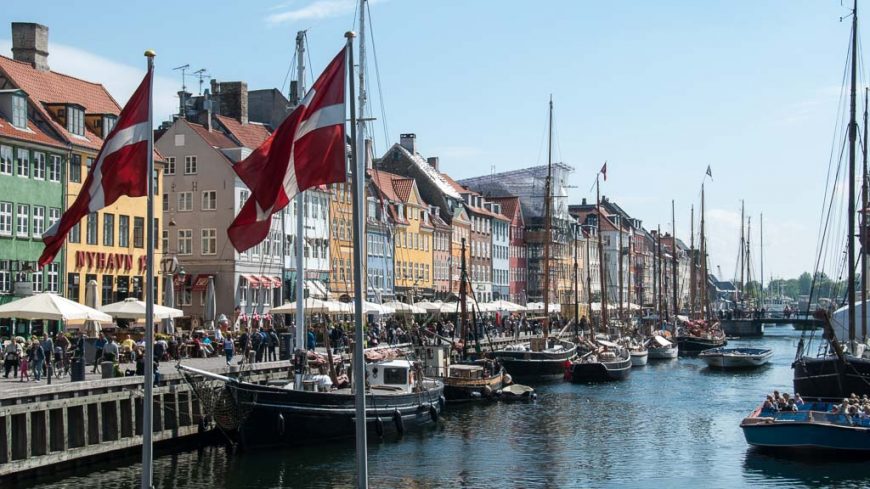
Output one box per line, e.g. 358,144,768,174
698,347,772,369
568,340,632,382
741,401,870,452
646,334,679,359
178,357,444,446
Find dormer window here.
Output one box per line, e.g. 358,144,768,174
11,93,26,129
67,105,84,136
103,115,117,136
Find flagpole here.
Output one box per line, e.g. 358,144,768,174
345,31,369,489
142,49,156,489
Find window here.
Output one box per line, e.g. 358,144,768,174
46,264,58,293
178,192,193,212
32,269,43,293
0,263,10,293
133,217,144,248
103,213,114,246
102,276,113,304
0,202,9,236
178,229,192,255
162,230,168,251
103,115,117,136
16,148,28,177
86,212,98,244
69,221,80,243
69,154,81,183
118,215,129,247
32,206,45,237
0,145,12,175
164,156,175,175
11,93,27,129
16,204,29,237
67,273,80,302
68,106,84,136
201,228,216,255
48,207,60,229
48,155,61,182
184,155,197,174
201,191,216,210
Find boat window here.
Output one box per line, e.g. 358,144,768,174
383,367,408,385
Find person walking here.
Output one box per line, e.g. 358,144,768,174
223,335,234,366
3,340,20,378
19,348,29,382
31,339,45,382
92,333,106,373
268,328,279,362
40,333,54,379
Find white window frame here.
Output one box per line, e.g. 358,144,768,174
48,155,61,182
201,190,216,211
48,207,60,229
0,145,12,175
32,206,45,238
16,204,29,237
178,229,192,255
47,264,58,293
178,191,193,212
201,228,216,255
16,148,28,178
0,202,11,236
11,94,27,129
184,155,197,175
164,156,175,175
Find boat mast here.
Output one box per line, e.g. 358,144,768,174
293,31,307,358
652,227,658,324
573,224,579,335
690,205,696,318
760,213,764,314
597,177,607,333
542,96,554,339
746,216,752,309
618,217,624,321
848,0,858,345
701,183,708,321
586,228,593,334
672,200,678,320
862,87,868,341
739,200,745,305
459,238,468,356
657,225,664,322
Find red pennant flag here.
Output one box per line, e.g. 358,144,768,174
39,70,153,267
228,48,347,252
600,162,607,181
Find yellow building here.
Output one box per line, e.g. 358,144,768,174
329,182,354,299
0,23,162,306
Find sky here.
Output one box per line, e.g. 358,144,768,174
1,0,863,282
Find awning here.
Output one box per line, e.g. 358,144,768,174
191,275,211,292
270,276,282,288
260,275,272,289
243,275,261,289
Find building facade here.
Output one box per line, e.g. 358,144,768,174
365,181,394,303
285,187,331,301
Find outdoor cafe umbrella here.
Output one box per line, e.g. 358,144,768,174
100,297,184,322
382,300,425,315
414,300,442,313
204,276,216,331
363,301,395,315
0,292,112,322
487,299,526,312
84,279,103,335
163,276,176,334
271,298,330,314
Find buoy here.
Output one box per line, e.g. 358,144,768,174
393,409,405,435
483,385,493,398
374,415,384,437
429,405,439,423
504,374,513,385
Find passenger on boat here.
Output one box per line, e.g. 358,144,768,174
785,399,798,412
762,395,776,411
794,393,805,406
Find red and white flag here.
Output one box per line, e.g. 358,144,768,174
39,69,153,267
228,48,347,252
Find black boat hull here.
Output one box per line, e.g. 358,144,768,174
721,319,764,338
570,357,632,383
221,380,445,447
793,356,870,400
676,336,727,356
441,371,505,402
493,340,577,382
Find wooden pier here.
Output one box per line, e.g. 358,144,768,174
0,360,294,480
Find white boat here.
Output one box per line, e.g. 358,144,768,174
698,347,772,369
630,348,649,366
646,335,678,359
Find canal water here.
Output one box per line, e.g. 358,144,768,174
15,328,870,488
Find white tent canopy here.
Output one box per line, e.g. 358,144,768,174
100,297,184,322
0,292,112,322
383,301,425,314
484,300,526,312
271,298,330,314
526,302,560,312
414,300,442,313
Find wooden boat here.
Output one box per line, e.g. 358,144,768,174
497,383,537,401
416,344,506,401
741,400,870,452
630,347,649,367
699,347,772,369
646,334,678,359
493,337,577,381
676,321,727,356
721,318,764,337
568,340,632,382
178,358,444,446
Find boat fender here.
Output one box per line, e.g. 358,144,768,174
429,405,439,423
393,409,405,435
439,395,446,411
504,374,513,386
531,393,538,401
276,413,285,437
374,415,385,438
470,391,482,399
198,417,207,433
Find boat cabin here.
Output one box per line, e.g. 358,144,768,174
447,364,485,379
366,359,416,393
415,344,450,378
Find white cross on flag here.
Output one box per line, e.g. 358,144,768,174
228,48,347,252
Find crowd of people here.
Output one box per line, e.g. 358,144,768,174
761,390,805,412
3,333,62,382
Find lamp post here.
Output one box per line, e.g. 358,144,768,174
159,255,184,335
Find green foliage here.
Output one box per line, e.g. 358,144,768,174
764,271,853,300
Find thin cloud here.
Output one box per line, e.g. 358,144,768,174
0,39,178,127
266,0,358,24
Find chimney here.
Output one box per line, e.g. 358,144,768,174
427,156,439,170
582,198,587,205
177,90,191,118
215,81,248,124
400,133,416,154
11,23,50,72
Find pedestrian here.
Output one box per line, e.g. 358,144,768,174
31,339,45,382
92,333,107,373
3,339,20,378
253,328,264,363
223,335,234,365
19,349,29,382
307,329,316,351
239,327,251,364
40,333,54,379
268,328,279,362
103,336,119,363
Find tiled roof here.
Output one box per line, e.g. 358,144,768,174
368,168,403,202
215,115,271,150
489,196,521,223
0,117,66,149
0,55,120,151
185,120,237,149
439,172,473,195
390,178,415,203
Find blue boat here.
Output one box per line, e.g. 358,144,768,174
741,402,870,452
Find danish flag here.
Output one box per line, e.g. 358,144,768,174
228,48,347,252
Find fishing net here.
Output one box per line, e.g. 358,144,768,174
180,371,254,431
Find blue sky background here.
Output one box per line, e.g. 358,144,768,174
2,1,862,282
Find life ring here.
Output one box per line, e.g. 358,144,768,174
393,408,405,435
